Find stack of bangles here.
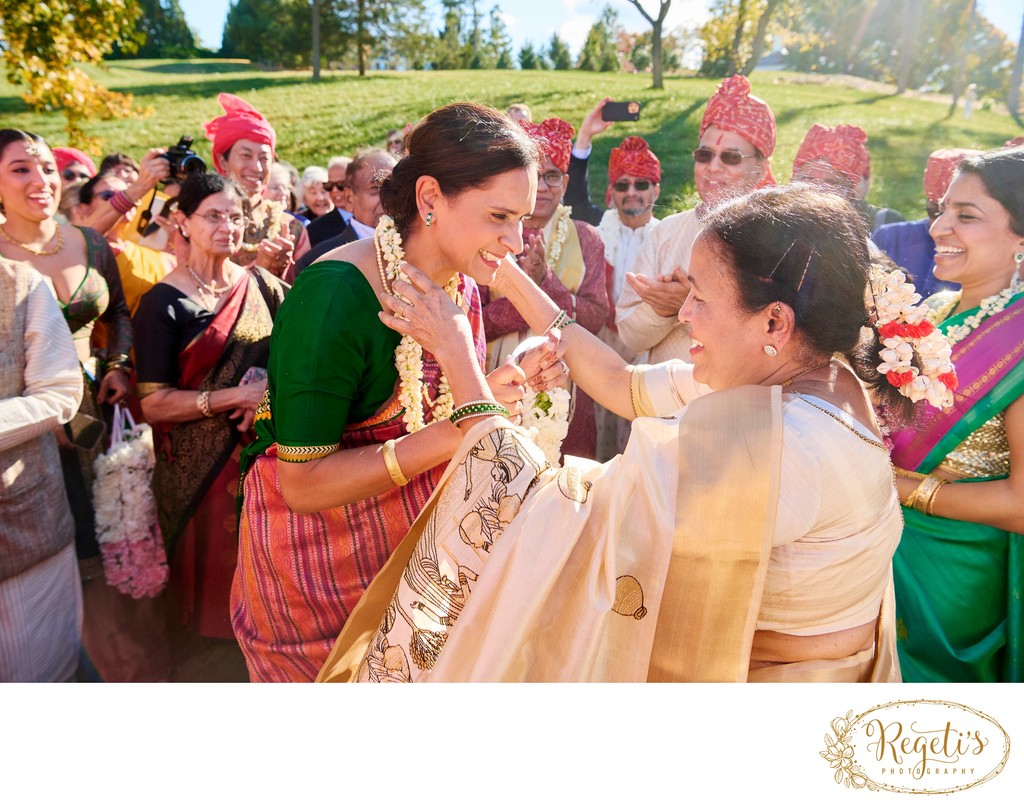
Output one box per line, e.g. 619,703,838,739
109,189,140,216
545,309,576,333
104,353,133,374
449,399,510,427
897,468,949,516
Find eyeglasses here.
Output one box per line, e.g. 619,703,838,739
96,190,117,201
191,211,246,229
322,181,344,192
62,168,91,182
612,179,653,192
537,170,566,188
692,147,757,166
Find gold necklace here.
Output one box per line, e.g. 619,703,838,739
0,223,64,256
781,358,834,388
186,266,231,310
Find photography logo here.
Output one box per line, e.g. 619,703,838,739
820,700,1010,794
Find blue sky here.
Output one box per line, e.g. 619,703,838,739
179,0,1019,60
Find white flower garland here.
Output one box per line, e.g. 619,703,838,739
521,385,571,466
596,208,658,268
546,204,573,268
932,272,1023,345
870,266,958,409
376,215,458,432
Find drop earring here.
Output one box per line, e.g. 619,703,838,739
763,345,778,357
425,212,433,228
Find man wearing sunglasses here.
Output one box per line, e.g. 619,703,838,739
617,74,776,367
305,155,354,248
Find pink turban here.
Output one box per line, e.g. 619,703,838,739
700,74,776,159
52,147,97,177
608,136,661,184
203,93,277,174
923,148,982,203
521,117,575,174
793,124,871,186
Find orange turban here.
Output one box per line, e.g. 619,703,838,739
203,93,277,174
923,148,982,203
793,124,871,186
608,136,661,184
521,117,575,173
700,74,776,158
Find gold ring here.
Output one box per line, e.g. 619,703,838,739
396,303,406,319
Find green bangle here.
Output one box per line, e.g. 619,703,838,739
449,402,510,424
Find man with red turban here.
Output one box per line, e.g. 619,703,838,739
618,74,776,368
203,93,309,281
792,123,903,231
873,147,981,299
481,116,609,459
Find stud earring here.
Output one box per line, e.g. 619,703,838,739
772,304,781,317
425,212,433,228
1015,251,1023,264
763,345,778,357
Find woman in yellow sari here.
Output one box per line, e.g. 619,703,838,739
320,184,923,683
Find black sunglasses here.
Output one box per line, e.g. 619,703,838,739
322,181,344,192
612,179,653,192
692,147,757,166
62,168,91,182
96,190,117,201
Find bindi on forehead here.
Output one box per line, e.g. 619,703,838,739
714,134,725,147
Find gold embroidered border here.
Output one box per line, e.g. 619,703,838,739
254,390,272,422
277,442,340,463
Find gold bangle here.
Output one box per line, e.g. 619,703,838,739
906,474,943,513
924,478,948,516
382,439,409,487
894,466,927,481
196,390,213,418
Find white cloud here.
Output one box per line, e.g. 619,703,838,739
560,15,595,55
501,11,517,29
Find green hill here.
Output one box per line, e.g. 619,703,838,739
2,61,1020,218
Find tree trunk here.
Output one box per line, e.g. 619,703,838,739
311,0,321,81
741,0,782,75
726,0,749,76
651,19,663,89
1008,7,1024,121
896,0,922,93
949,0,977,114
358,0,366,76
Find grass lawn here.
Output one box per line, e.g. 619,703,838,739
2,60,1021,219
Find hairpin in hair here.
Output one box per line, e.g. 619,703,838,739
24,141,41,158
766,241,796,280
796,249,815,292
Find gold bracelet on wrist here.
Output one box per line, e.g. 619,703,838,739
905,474,943,513
196,390,213,418
382,439,409,487
894,466,927,482
924,478,948,516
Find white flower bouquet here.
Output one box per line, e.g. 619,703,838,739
92,404,169,598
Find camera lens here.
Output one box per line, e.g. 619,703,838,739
180,154,206,175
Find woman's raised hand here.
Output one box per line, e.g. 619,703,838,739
518,331,569,391
485,360,527,418
379,262,473,362
255,232,296,278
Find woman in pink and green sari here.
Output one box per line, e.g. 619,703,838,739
890,147,1024,682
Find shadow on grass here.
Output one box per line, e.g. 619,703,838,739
112,60,264,74
775,93,893,126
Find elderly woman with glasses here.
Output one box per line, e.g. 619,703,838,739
295,165,334,222
617,74,776,367
479,116,610,459
132,172,289,673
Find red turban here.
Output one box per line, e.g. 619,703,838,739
521,117,575,173
608,136,661,185
203,93,277,174
52,147,97,177
793,124,871,186
923,148,982,203
700,74,776,158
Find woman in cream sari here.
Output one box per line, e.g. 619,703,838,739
320,185,914,683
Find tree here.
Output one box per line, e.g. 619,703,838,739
577,5,621,71
697,0,787,77
488,6,515,69
0,0,142,148
435,0,466,69
1010,7,1024,124
548,33,573,70
518,41,542,70
625,0,672,88
112,0,196,59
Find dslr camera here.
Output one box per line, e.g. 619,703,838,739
163,136,206,181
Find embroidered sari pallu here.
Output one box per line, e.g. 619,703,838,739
318,385,898,683
890,291,1024,682
146,275,275,638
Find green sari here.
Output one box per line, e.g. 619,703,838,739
890,289,1024,682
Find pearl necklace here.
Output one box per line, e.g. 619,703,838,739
187,266,232,310
240,199,283,253
374,215,458,432
931,272,1023,345
545,204,572,268
0,223,64,256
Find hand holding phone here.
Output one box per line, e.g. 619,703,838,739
601,101,641,122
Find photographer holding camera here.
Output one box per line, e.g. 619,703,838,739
75,146,174,238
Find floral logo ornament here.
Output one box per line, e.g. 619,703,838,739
820,712,876,790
